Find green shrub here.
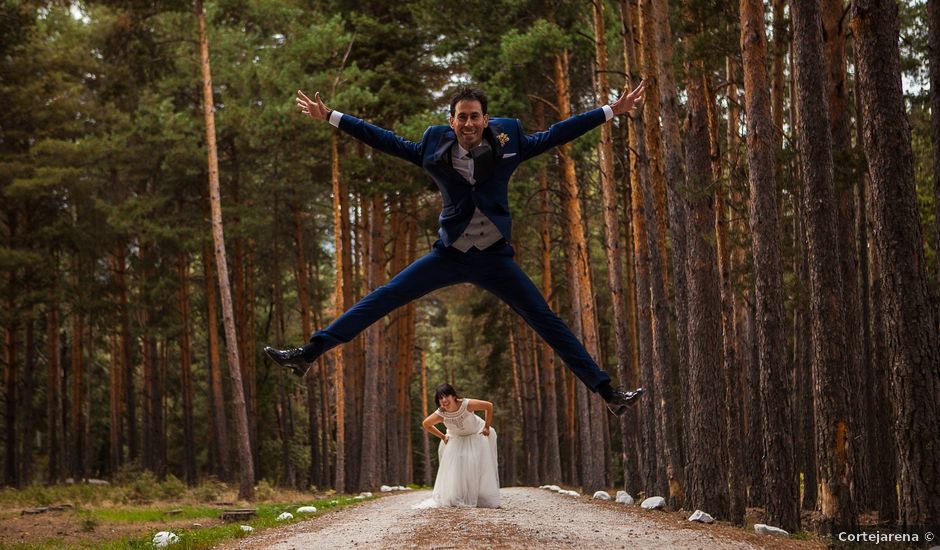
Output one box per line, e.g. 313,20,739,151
193,480,225,503
125,471,160,503
157,474,187,500
254,479,276,501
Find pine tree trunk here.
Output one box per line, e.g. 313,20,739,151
549,41,608,493
108,333,122,478
823,0,867,508
70,307,85,481
852,0,940,526
535,104,563,485
770,0,787,146
740,0,799,527
177,252,197,485
625,0,682,504
114,243,137,464
594,0,632,493
359,193,386,491
650,0,692,472
710,64,745,526
46,301,61,483
20,315,34,485
932,0,940,321
792,0,855,530
329,132,347,492
420,350,432,486
854,63,895,524
203,240,230,481
196,0,254,499
4,311,17,486
619,135,644,494
682,62,729,518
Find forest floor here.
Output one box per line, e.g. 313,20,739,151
214,487,826,549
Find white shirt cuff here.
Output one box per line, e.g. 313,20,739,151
602,105,614,121
329,110,344,127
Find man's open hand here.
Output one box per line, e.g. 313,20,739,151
296,90,331,121
610,80,646,116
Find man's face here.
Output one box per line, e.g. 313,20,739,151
449,99,488,150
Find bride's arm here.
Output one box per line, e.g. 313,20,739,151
467,399,493,436
421,412,448,443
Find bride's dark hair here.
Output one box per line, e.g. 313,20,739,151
434,383,459,407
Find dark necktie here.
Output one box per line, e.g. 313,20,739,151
470,143,494,183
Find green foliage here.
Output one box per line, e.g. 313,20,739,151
192,480,226,504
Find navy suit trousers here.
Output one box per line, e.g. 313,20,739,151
304,241,612,392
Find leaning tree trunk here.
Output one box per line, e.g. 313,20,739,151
740,0,800,530
852,0,940,527
196,0,254,500
792,0,855,531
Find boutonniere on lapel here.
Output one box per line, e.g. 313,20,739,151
496,132,510,147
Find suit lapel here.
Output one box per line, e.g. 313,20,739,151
431,129,471,185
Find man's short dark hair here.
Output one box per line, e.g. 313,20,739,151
449,87,488,117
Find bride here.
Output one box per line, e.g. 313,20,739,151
418,383,501,508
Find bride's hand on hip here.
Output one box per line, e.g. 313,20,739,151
480,426,490,436
443,434,449,444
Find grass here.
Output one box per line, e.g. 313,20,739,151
0,484,376,550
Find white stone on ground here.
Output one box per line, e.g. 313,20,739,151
297,506,317,513
640,496,666,510
615,491,634,505
360,492,373,498
560,490,580,497
153,531,179,547
380,485,393,492
276,512,294,521
592,491,611,500
546,485,561,492
240,525,253,533
754,524,789,537
688,510,714,523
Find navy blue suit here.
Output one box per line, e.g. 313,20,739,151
304,108,612,392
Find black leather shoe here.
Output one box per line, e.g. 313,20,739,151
264,346,311,377
606,387,645,416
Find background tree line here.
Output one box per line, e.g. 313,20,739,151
1,0,938,535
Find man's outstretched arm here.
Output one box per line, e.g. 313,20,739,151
518,81,645,161
296,90,424,167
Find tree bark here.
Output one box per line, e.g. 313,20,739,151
177,252,197,485
852,0,940,526
331,132,347,492
932,0,940,322
535,103,562,485
740,0,799,528
682,60,729,519
550,42,608,493
710,63,746,526
203,240,230,481
359,193,386,491
46,301,62,483
792,0,855,530
196,0,254,499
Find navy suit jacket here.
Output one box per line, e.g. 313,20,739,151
336,107,608,246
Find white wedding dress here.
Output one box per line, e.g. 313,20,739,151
416,398,501,508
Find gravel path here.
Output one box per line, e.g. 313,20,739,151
217,487,824,549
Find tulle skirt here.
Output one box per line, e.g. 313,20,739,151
417,429,501,508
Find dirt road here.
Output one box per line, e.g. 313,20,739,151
216,487,823,549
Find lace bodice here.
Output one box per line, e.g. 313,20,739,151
437,398,484,436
